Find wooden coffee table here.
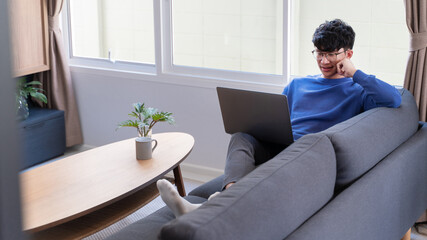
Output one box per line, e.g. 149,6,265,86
20,132,194,239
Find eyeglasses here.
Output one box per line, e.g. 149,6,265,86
312,50,346,62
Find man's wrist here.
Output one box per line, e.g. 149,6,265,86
349,68,357,78
352,70,368,82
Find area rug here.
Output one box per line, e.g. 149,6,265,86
83,196,166,240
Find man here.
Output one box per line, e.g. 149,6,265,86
157,19,402,217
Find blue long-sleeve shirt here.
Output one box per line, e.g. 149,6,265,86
282,70,402,140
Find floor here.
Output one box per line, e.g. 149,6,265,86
54,145,427,239
414,224,427,240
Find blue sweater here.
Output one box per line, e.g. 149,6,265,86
282,70,402,140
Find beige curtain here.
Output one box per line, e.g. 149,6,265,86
404,0,427,223
35,0,83,147
404,0,427,122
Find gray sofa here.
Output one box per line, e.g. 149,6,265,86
106,88,427,240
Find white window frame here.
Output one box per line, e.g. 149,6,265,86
62,0,157,75
62,0,291,88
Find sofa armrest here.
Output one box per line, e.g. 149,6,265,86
160,134,336,240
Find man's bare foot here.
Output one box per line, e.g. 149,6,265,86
225,182,235,189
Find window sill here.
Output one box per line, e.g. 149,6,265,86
69,64,287,93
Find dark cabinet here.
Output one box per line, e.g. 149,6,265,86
18,108,65,169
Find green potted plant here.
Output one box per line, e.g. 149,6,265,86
117,102,175,137
16,77,47,120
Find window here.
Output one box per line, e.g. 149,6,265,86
69,0,155,64
66,0,288,85
290,0,408,86
66,0,408,86
171,0,283,75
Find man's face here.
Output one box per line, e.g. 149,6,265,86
313,48,347,79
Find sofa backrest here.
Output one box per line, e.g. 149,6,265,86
160,133,336,240
321,88,419,192
285,122,427,240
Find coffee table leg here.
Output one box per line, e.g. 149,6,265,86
173,165,186,197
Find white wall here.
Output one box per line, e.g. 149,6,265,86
71,67,285,180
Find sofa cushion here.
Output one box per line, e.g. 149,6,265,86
159,133,336,240
321,88,419,191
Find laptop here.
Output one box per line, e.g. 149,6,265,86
216,87,294,146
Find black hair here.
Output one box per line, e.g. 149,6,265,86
312,19,355,52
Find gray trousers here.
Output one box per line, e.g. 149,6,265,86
222,132,286,189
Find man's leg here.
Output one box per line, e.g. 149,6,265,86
157,132,285,217
157,179,221,218
223,132,284,189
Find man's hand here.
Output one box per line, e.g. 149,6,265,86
337,58,357,78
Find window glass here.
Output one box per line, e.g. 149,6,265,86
290,0,408,86
172,0,284,75
69,0,155,64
